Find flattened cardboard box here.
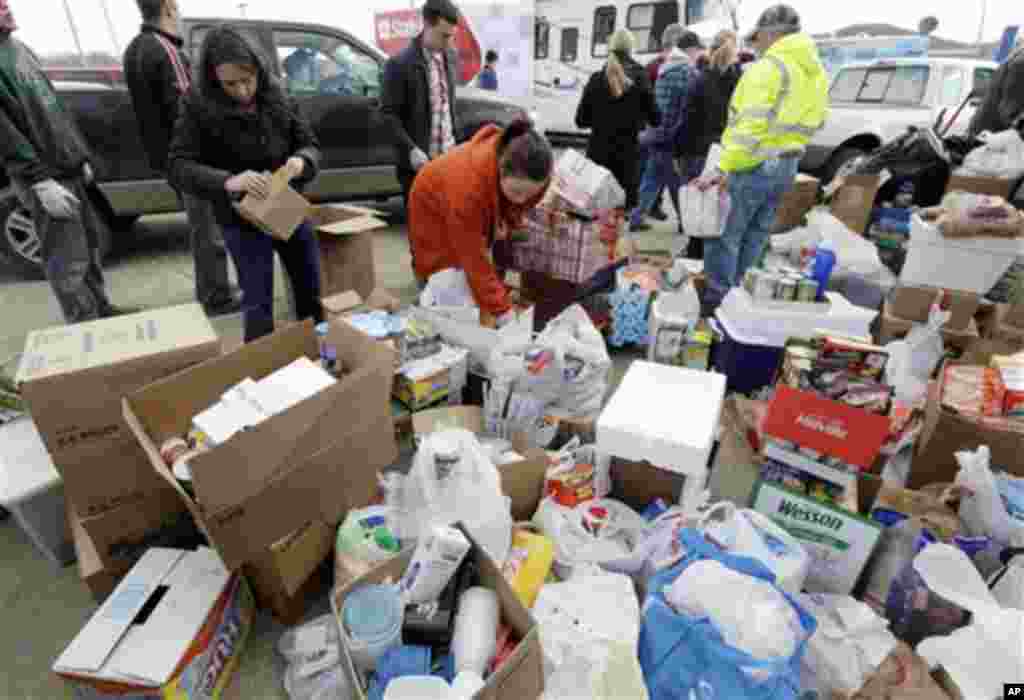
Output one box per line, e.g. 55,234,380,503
124,320,398,571
16,304,220,518
312,204,389,300
334,523,545,700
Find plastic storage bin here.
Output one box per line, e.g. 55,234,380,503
712,310,785,396
719,288,876,344
901,215,1024,294
0,418,74,566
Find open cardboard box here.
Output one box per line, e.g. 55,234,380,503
945,174,1016,200
332,522,545,700
889,285,980,331
830,174,882,235
16,304,221,520
312,205,389,300
877,300,980,352
773,173,819,233
123,320,398,574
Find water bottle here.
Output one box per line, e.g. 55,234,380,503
811,240,836,302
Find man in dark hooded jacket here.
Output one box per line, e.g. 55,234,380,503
969,44,1024,137
0,0,120,322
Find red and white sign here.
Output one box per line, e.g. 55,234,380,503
374,9,482,85
763,385,891,469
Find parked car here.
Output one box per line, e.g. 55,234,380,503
0,18,529,279
802,57,998,183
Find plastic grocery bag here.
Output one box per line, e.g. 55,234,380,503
959,129,1024,179
807,208,883,277
884,306,951,404
955,445,1024,548
551,150,626,216
277,615,352,700
638,529,815,700
532,497,647,580
535,569,648,700
391,429,512,565
681,182,731,239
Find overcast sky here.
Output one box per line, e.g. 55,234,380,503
9,0,1017,57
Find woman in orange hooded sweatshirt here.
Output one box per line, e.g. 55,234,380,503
409,120,553,321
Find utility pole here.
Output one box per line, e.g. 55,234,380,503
97,0,121,55
60,0,86,66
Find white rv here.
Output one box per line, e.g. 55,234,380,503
529,0,736,141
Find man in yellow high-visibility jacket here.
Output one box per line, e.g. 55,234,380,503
704,4,829,306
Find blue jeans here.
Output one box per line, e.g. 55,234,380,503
632,149,681,227
222,221,323,342
704,157,799,305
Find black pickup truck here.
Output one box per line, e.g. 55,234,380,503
0,17,528,279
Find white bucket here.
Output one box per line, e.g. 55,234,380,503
337,584,403,673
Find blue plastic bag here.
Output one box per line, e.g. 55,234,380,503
638,529,816,700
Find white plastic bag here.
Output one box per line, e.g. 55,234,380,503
807,208,883,277
277,615,352,700
884,305,951,403
534,570,648,700
959,129,1024,179
551,150,626,216
954,445,1024,548
681,182,731,239
699,503,810,595
532,497,647,579
419,268,477,309
392,429,513,565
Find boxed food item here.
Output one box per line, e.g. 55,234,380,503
54,547,254,699
16,304,220,519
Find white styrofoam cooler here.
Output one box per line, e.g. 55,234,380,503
597,361,726,509
719,288,876,346
0,418,74,566
901,215,1024,295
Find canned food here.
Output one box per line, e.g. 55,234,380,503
776,277,798,301
753,271,778,300
160,437,189,467
796,277,819,303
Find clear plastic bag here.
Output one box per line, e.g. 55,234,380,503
278,615,352,700
955,445,1024,548
959,129,1024,179
884,306,951,404
680,182,730,239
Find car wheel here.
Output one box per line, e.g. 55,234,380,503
822,147,867,186
0,196,45,280
0,195,114,281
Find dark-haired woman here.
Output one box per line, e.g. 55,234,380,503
168,25,323,343
408,120,552,323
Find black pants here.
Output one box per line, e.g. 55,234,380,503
221,220,323,343
176,188,232,308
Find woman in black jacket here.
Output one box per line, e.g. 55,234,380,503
677,30,741,260
169,25,323,343
575,29,658,212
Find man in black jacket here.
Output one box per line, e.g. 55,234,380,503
0,0,120,323
969,44,1024,138
381,0,461,212
123,0,240,315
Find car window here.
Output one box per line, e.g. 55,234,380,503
535,19,550,60
939,66,965,106
274,30,381,98
627,2,680,54
188,26,270,68
592,6,616,58
830,65,929,105
561,27,579,63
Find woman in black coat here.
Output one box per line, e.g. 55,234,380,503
677,30,742,260
169,25,323,342
575,29,659,212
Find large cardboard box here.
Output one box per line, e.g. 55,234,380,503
830,174,882,235
243,519,334,624
773,174,819,232
123,320,398,571
54,547,254,699
912,360,1024,488
945,174,1015,199
890,285,980,331
16,305,220,519
333,524,544,700
877,300,981,352
312,205,389,300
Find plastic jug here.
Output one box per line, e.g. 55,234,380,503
812,240,836,301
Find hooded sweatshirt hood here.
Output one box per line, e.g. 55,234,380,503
764,33,828,105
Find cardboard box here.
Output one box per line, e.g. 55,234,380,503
945,174,1015,200
877,300,981,352
394,367,454,410
54,548,254,699
235,169,310,241
830,174,882,235
123,320,398,571
773,174,820,233
912,360,1024,488
890,286,980,331
244,519,334,624
333,524,544,700
751,479,882,594
70,508,133,603
16,304,220,519
312,204,389,300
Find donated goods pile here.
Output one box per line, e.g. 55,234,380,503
4,145,1024,700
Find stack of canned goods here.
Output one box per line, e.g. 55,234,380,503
743,267,819,303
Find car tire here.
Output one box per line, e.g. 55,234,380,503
0,193,114,281
822,147,867,186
